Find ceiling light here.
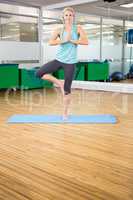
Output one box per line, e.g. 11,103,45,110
120,3,133,8
103,0,116,2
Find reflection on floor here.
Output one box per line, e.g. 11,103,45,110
112,78,133,84
0,88,133,200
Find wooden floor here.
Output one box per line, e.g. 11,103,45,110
117,79,133,84
0,88,133,200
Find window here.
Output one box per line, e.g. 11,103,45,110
124,20,133,73
102,18,123,61
0,14,38,42
102,18,123,73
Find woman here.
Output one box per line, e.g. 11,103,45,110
36,7,88,120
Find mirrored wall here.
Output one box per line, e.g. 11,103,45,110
42,11,133,84
0,2,133,83
124,20,133,74
0,3,38,42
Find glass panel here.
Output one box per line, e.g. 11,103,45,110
0,14,38,42
19,16,38,42
0,3,38,16
43,19,62,63
82,23,100,60
124,20,133,74
43,19,61,42
1,16,20,41
78,15,100,61
0,17,2,39
102,18,123,75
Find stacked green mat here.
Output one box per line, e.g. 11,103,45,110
0,64,53,90
0,61,109,90
19,68,53,90
54,62,109,81
54,62,85,81
0,64,19,89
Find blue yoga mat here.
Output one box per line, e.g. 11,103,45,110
7,114,117,124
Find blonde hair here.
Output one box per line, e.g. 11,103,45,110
62,7,75,16
61,7,76,23
60,7,76,39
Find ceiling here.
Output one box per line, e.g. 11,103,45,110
0,0,133,20
72,0,133,20
0,0,69,7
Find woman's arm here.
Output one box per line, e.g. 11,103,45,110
49,28,70,45
48,28,62,45
70,25,88,45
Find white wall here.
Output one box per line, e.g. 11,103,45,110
86,39,100,60
0,41,97,65
0,41,130,74
0,41,39,63
102,43,122,60
42,42,122,75
42,42,92,63
43,42,57,63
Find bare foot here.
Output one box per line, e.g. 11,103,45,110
62,114,69,121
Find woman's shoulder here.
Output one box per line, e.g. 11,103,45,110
75,24,82,34
77,24,82,31
54,25,64,34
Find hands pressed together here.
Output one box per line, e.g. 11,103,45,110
60,32,78,45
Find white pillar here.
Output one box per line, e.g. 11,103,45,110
38,7,43,65
100,17,103,61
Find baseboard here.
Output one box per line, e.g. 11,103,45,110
71,81,133,93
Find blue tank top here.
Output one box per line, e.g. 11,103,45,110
55,25,79,64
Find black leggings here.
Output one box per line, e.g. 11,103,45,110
36,59,76,95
